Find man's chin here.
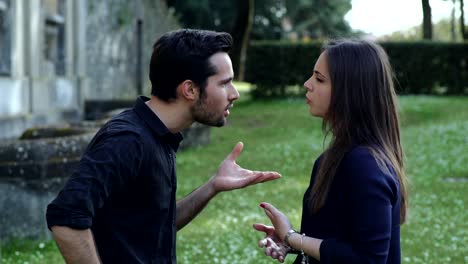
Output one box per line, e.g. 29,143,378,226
213,119,226,127
197,118,226,127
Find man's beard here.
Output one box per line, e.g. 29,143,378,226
191,96,226,127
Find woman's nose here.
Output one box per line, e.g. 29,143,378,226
304,80,313,92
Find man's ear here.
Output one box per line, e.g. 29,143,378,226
178,80,199,101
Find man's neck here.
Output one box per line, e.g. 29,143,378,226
145,96,193,133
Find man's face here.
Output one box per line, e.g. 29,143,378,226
192,52,239,127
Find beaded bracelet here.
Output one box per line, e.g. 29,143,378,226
300,233,309,264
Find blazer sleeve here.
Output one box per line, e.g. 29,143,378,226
319,147,399,264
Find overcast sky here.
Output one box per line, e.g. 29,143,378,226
345,0,460,36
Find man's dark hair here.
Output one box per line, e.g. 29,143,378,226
149,29,233,101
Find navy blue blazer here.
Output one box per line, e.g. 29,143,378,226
295,146,401,264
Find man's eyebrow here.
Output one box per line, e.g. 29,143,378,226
314,70,328,80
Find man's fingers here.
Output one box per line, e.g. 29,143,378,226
252,171,281,183
226,142,243,161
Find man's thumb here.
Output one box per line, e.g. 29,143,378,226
227,142,243,161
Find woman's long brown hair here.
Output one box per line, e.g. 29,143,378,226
309,39,408,224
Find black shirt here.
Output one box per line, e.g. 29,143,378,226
46,96,183,263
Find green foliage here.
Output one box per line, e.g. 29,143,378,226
245,41,468,97
1,239,62,264
245,41,322,98
251,0,285,40
2,96,467,263
384,41,468,94
165,1,237,32
284,0,353,38
165,0,354,40
252,0,354,40
382,18,464,42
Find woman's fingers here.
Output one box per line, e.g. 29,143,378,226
252,223,274,235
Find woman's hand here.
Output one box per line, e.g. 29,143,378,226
259,202,293,240
252,224,288,263
253,202,295,262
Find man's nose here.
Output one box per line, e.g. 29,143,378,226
230,85,240,101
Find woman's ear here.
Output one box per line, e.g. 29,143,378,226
178,80,199,101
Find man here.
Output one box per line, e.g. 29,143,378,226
46,29,280,263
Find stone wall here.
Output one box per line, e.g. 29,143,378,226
86,0,179,99
0,116,210,240
0,126,97,240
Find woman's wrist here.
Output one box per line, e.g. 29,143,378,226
284,229,298,248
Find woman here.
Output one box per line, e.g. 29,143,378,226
253,39,408,264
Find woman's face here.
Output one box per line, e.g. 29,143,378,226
303,52,332,118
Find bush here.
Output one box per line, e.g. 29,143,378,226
245,41,468,98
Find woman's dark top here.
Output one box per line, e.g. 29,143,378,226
294,146,401,264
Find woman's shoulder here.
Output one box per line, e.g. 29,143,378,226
339,146,400,204
340,146,396,182
341,146,377,169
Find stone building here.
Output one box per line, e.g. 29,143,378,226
0,0,86,139
0,0,181,240
0,0,179,139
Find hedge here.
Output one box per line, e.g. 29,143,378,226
245,41,468,97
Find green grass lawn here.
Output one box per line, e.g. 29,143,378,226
2,95,467,264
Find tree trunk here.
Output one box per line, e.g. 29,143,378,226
451,0,456,41
230,0,254,81
422,0,432,39
460,0,468,40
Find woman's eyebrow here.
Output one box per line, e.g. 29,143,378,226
314,70,328,80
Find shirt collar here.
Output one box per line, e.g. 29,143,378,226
133,96,183,152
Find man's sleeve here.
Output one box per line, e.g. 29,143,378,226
46,132,143,230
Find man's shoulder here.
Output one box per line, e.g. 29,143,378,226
98,109,153,139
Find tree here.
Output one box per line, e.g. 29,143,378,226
164,1,253,80
460,0,468,39
230,0,254,81
451,0,457,41
284,0,353,39
250,0,353,40
250,0,285,40
422,0,433,39
164,0,355,78
383,18,461,41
